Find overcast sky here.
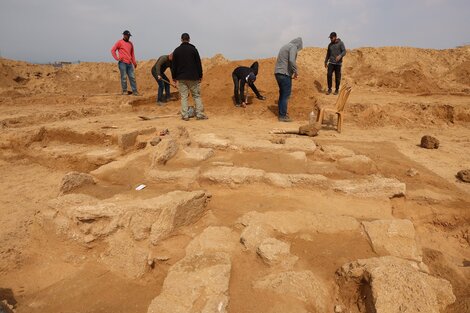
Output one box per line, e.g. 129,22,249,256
1,0,469,63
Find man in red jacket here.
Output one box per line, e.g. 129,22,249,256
111,30,139,96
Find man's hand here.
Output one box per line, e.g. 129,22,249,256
157,75,162,80
134,63,138,68
335,56,341,62
324,63,328,68
173,80,178,85
293,73,298,79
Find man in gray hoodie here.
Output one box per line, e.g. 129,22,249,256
324,32,346,95
274,37,303,122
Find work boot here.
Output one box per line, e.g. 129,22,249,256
196,114,208,120
122,91,128,95
257,95,266,100
133,91,140,96
278,115,292,122
182,116,189,121
326,89,332,95
157,101,165,106
334,89,339,95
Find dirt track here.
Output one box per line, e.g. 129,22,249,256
1,46,469,313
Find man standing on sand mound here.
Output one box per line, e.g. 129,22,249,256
111,30,139,96
325,32,346,95
171,33,208,121
274,37,303,122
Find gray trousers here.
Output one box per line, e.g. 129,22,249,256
178,80,205,118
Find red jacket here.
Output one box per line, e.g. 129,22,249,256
111,39,136,66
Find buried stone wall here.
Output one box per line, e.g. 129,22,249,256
43,190,211,278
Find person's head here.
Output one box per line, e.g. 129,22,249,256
123,30,132,41
247,72,256,84
181,33,190,43
329,32,337,43
168,53,173,61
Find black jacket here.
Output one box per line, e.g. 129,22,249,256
171,42,203,80
232,61,259,80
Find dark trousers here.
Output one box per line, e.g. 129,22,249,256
152,69,170,101
275,73,292,117
232,73,261,105
327,63,342,91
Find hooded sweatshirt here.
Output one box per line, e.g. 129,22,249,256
232,61,259,80
274,37,303,76
325,38,346,65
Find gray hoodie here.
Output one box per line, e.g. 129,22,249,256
274,37,303,76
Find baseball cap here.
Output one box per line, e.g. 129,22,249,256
329,32,337,38
123,30,132,36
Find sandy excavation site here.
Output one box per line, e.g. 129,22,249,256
0,46,470,313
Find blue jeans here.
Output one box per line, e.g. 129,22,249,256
157,72,171,101
118,61,137,92
275,74,292,117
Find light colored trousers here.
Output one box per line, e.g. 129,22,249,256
178,80,205,118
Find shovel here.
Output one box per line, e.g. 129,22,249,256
138,113,178,121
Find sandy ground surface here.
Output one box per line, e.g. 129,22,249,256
0,46,469,313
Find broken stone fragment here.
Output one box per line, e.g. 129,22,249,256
150,137,178,166
147,227,237,313
362,219,422,261
59,171,95,194
338,256,456,313
256,237,298,269
117,130,139,150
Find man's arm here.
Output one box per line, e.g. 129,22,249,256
340,41,346,58
131,43,137,67
289,44,298,75
195,48,203,79
171,50,177,81
324,44,330,66
155,56,164,77
111,41,120,61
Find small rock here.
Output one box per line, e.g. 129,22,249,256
256,237,298,269
59,171,95,194
457,169,470,183
420,135,439,149
406,168,419,177
298,123,319,137
150,137,162,146
135,141,147,150
334,304,343,313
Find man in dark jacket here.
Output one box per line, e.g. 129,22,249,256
232,61,266,107
171,33,207,120
325,32,346,95
151,54,172,105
